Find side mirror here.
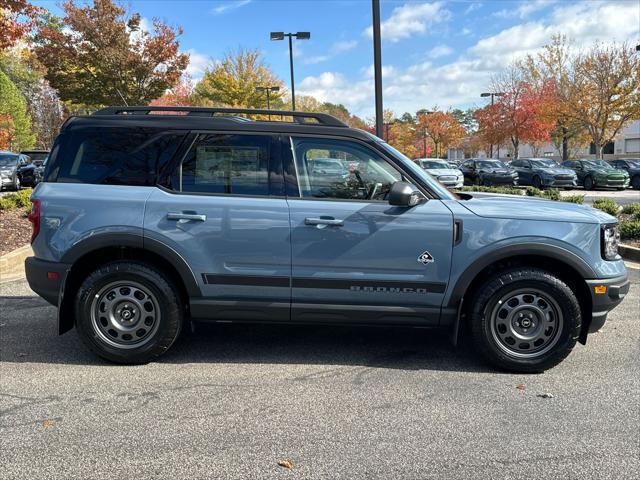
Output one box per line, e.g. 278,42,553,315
389,181,423,207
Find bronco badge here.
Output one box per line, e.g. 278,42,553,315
417,251,434,265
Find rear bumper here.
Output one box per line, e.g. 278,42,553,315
25,256,70,306
585,273,630,333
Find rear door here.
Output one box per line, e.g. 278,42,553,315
285,135,454,325
144,132,291,322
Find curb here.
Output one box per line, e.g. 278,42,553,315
0,244,31,283
619,243,640,263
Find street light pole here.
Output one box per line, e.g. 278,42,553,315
372,0,384,139
270,31,310,111
256,86,280,110
481,92,505,158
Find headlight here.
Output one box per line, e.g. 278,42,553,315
601,224,620,260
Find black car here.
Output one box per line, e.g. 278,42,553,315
609,159,640,190
21,150,49,166
459,158,518,186
17,157,47,187
511,158,577,189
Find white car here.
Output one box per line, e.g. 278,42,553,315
416,158,464,189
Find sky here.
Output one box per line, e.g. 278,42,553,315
32,0,640,118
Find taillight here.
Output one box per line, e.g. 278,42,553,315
28,199,40,243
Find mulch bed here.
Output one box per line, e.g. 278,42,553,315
0,208,31,256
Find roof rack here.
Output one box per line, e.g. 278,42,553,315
92,106,348,127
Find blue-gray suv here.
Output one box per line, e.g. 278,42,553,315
25,107,630,372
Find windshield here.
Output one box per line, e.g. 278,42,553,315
420,160,450,169
477,160,507,169
626,160,640,168
529,159,557,168
0,154,18,167
584,160,611,168
376,141,456,199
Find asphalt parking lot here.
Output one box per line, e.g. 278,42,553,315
0,267,638,480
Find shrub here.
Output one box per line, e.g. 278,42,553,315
620,220,640,240
525,187,541,197
0,188,33,211
541,189,560,201
592,198,620,217
561,195,585,205
621,203,640,216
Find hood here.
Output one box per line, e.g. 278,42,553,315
425,168,461,176
458,192,616,224
591,167,625,175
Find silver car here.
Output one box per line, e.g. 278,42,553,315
416,158,464,188
0,151,29,190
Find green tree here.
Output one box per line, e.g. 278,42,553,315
34,0,188,107
0,70,35,150
193,49,284,108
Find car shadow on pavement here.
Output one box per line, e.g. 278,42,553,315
0,294,493,373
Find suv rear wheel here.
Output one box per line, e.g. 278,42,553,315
75,262,183,364
469,267,581,372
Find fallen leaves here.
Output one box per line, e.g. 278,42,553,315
537,393,554,399
42,419,54,429
278,459,294,470
515,383,526,391
16,352,30,358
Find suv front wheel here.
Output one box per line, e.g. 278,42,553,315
75,262,183,364
469,267,581,373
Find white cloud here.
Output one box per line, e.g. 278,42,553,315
428,44,453,59
300,0,639,118
494,0,557,19
211,0,251,15
464,2,482,15
185,49,210,79
363,1,451,42
303,39,358,65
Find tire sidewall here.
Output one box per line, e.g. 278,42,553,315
75,263,182,363
471,270,580,372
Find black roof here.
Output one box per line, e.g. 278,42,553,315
62,106,374,141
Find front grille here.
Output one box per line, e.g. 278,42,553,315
554,175,574,180
439,176,456,182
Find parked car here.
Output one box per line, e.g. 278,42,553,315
17,155,48,187
20,149,49,166
416,158,463,189
0,151,29,190
459,158,519,186
608,158,640,190
25,106,629,373
511,158,577,189
561,159,630,190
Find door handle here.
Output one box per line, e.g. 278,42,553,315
305,217,344,227
167,212,207,222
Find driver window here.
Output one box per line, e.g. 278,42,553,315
291,137,401,200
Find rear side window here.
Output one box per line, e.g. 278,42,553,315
53,127,185,185
177,133,273,196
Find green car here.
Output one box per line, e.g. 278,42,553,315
561,159,629,190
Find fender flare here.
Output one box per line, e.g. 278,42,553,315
447,242,595,307
60,232,201,297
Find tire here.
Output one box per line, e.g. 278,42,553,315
583,176,594,190
75,261,183,364
468,267,581,373
532,175,543,189
482,177,492,187
632,175,640,190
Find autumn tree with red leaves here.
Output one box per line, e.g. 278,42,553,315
476,68,556,159
34,0,189,107
0,0,42,50
150,74,194,106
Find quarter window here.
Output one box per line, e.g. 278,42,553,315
291,137,401,201
179,134,272,196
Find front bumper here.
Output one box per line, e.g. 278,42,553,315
593,177,630,188
486,175,518,185
438,178,464,189
25,256,70,306
541,176,577,188
585,273,630,333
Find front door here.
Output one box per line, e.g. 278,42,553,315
286,136,454,325
144,132,291,321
